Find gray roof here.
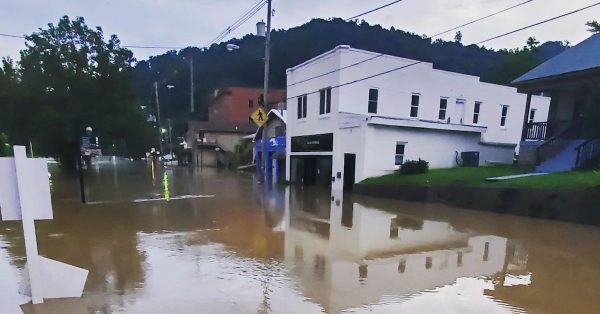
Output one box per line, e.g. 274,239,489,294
513,34,600,84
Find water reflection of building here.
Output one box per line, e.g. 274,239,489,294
284,190,511,313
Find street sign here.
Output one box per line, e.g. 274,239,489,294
250,108,268,127
0,146,88,308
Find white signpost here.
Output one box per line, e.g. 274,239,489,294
0,146,88,307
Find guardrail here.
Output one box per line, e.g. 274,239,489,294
576,138,600,169
524,122,547,140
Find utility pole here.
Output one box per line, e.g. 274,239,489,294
261,0,272,182
168,118,173,159
190,59,195,113
154,81,164,158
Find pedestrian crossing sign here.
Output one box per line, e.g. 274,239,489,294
250,108,268,127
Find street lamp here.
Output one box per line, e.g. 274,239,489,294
226,43,240,51
154,82,175,159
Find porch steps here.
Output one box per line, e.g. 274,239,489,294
535,139,586,173
486,173,549,182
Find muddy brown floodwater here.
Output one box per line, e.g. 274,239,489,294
2,159,600,314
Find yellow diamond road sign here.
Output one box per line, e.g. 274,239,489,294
250,108,268,127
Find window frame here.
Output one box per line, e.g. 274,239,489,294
368,88,379,114
410,94,420,118
473,101,481,124
319,87,332,115
529,109,536,123
438,98,448,120
248,99,254,108
395,142,406,166
500,105,509,127
297,95,308,119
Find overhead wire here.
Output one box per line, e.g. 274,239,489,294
0,0,268,50
430,0,534,38
289,0,537,87
286,1,600,101
345,0,405,21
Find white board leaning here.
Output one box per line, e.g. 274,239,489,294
0,146,88,309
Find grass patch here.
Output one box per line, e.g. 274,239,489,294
489,170,600,189
361,165,600,189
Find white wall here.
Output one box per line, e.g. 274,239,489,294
357,125,514,182
335,48,550,146
285,45,550,185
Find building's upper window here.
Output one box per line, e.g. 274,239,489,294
297,95,307,119
473,102,481,124
395,142,405,165
410,94,420,118
248,99,254,108
368,89,378,114
439,98,448,120
529,109,536,123
500,105,509,127
320,87,332,115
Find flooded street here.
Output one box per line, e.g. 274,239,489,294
2,160,600,314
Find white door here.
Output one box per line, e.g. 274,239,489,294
456,99,466,124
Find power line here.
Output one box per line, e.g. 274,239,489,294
123,45,185,50
431,0,534,38
290,0,534,87
287,2,600,101
0,33,25,39
0,0,267,50
345,0,405,21
476,1,600,44
207,0,267,46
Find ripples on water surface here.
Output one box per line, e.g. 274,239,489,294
1,160,600,313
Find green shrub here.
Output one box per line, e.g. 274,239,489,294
399,159,429,175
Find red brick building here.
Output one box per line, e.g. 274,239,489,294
186,87,286,167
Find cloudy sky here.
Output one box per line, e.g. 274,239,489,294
1,0,599,61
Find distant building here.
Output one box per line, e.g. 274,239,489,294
185,87,286,167
513,34,600,172
285,45,550,190
253,109,287,183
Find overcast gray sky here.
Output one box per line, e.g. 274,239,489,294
1,0,599,61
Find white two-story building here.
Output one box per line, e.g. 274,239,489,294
285,45,550,190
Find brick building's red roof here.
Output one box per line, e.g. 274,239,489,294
189,87,286,134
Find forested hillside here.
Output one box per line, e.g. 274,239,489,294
133,18,568,126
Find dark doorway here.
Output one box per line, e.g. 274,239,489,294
343,154,356,191
290,156,332,186
303,158,317,185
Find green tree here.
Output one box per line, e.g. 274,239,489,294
13,16,152,169
526,36,540,49
586,21,600,33
0,133,13,157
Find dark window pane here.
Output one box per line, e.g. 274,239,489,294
474,102,481,113
440,98,447,109
326,88,332,113
369,89,378,102
410,106,419,118
473,113,479,124
501,117,506,126
395,144,405,155
319,90,325,115
368,101,377,114
439,110,446,120
411,95,420,107
395,155,404,165
297,97,302,118
502,106,508,116
303,95,308,118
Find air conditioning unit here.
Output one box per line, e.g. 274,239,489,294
460,151,480,167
